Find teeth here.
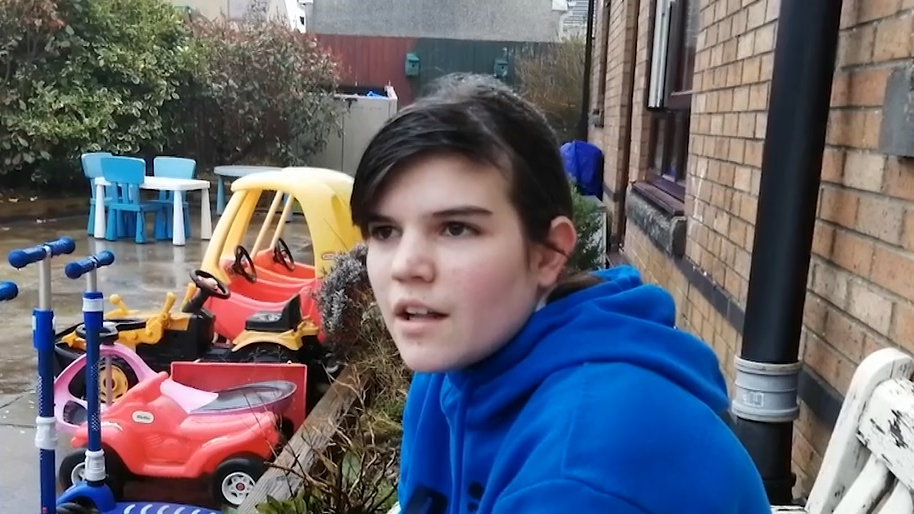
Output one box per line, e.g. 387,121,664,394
405,307,429,315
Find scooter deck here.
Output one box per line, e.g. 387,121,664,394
57,483,221,514
106,503,221,514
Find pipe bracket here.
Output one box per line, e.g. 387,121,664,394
731,356,802,423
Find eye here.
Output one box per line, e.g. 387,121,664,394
442,222,478,237
368,224,398,240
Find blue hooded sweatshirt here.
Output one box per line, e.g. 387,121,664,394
396,265,771,514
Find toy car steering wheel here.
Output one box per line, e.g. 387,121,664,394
191,269,231,299
182,269,230,314
273,238,296,271
231,245,257,283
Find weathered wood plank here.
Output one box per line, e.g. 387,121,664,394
803,348,914,514
857,378,914,493
237,366,367,514
830,455,890,514
874,481,914,513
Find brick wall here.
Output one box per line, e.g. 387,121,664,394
591,0,640,243
594,0,914,498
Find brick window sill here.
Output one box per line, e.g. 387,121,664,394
627,181,687,258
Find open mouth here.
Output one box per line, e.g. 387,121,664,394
398,306,447,321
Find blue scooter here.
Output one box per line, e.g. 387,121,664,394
8,240,220,514
8,237,77,513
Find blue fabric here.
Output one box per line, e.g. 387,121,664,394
560,140,604,197
397,265,771,514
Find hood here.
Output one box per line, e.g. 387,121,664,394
445,265,730,423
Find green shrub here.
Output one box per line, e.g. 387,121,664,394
176,4,341,169
568,180,606,272
0,0,199,187
0,0,341,190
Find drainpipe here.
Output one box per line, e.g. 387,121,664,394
730,0,843,506
577,0,597,141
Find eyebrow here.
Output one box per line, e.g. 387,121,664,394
430,206,493,218
367,206,493,223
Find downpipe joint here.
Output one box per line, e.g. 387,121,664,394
731,356,802,423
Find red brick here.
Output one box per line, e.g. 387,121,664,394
882,157,914,202
810,262,850,309
871,245,914,300
873,14,914,62
837,26,875,66
891,301,914,357
746,0,766,30
802,329,856,393
812,221,835,259
859,0,905,24
818,187,859,228
842,151,885,192
821,148,847,184
846,279,892,335
855,195,903,244
830,229,874,276
901,209,914,251
848,66,890,107
822,306,867,363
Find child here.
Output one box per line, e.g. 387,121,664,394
350,73,771,514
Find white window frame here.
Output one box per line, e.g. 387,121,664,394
647,0,673,109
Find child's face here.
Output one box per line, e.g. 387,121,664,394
365,154,563,372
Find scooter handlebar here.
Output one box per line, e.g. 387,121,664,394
8,237,76,269
0,281,18,302
64,250,116,279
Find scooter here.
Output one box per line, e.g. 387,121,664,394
57,250,224,513
8,240,220,514
8,237,77,513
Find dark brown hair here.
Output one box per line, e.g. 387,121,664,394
350,73,601,303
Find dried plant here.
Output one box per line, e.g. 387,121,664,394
251,244,408,514
254,394,401,514
515,35,586,143
317,243,410,419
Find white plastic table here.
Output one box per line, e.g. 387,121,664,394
214,165,281,214
93,176,212,246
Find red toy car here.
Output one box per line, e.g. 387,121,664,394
58,370,296,507
206,244,324,342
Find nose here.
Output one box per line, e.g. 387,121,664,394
390,231,435,283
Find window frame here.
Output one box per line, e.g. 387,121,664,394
591,0,612,126
642,0,696,206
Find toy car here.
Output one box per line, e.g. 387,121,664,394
53,167,361,401
199,166,361,347
53,276,215,402
58,362,296,507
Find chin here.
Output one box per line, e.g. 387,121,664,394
398,350,455,374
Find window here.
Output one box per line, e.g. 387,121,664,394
642,0,698,204
592,0,612,126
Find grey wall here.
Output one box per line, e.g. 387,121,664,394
308,0,564,42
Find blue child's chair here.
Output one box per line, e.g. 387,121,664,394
152,156,196,240
81,152,114,235
100,156,168,243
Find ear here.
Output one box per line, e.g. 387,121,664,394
533,215,577,287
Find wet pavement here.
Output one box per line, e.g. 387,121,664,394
0,212,314,512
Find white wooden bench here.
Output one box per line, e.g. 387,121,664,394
772,347,914,513
386,348,914,514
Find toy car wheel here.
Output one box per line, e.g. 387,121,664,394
55,501,100,514
211,455,266,507
231,343,298,364
69,357,139,403
58,447,128,499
